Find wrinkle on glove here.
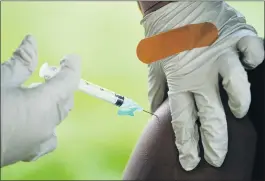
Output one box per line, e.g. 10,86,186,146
1,35,81,167
141,1,264,171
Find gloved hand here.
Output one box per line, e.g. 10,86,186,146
1,35,81,167
142,2,264,171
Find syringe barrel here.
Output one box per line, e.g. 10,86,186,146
39,63,125,107
79,79,125,106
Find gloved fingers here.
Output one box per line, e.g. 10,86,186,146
27,82,74,123
237,36,264,69
1,35,38,87
193,82,228,168
218,51,251,118
28,80,73,121
148,63,167,113
22,132,57,162
168,91,200,171
42,54,81,102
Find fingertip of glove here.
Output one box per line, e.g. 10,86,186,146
12,34,38,73
60,54,81,73
180,158,201,171
24,34,35,41
179,154,201,171
238,36,262,45
205,158,224,168
228,94,251,119
204,152,226,168
23,34,37,48
232,109,248,119
237,36,264,69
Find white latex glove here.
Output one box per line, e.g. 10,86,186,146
1,35,81,167
142,1,264,171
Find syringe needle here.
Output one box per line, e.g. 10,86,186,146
143,109,159,120
40,63,162,118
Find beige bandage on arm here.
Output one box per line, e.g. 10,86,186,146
137,22,218,64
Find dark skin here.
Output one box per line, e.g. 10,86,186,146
123,47,264,181
123,3,265,180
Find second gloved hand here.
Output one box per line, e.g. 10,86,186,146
1,35,81,167
144,1,264,171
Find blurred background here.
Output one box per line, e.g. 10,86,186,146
1,1,264,180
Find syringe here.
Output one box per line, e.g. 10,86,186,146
39,62,156,117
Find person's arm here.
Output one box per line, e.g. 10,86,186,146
1,35,81,167
123,40,265,180
123,86,258,180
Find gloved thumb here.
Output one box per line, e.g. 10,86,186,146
1,35,38,87
237,36,264,69
42,54,81,101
